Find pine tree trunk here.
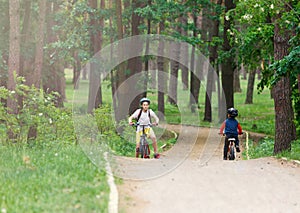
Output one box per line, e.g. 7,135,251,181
234,68,241,93
221,0,236,109
87,0,104,113
7,0,20,141
273,7,296,154
180,15,189,90
190,14,200,112
245,69,256,104
157,22,165,120
168,21,180,105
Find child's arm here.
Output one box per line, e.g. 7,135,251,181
128,109,139,124
150,109,159,125
238,123,243,134
219,121,225,134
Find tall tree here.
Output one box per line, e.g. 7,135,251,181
7,0,20,141
7,0,20,114
127,0,144,115
221,0,236,109
168,20,180,105
157,21,165,119
44,1,65,107
189,13,200,112
87,0,104,113
33,0,46,89
273,3,296,154
245,67,256,104
180,14,189,90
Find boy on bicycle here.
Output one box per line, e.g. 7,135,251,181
128,97,160,159
219,107,243,160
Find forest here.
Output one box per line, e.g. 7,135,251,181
0,0,299,154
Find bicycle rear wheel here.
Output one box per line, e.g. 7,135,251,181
229,146,235,160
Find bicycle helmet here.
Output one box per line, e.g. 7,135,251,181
227,107,238,117
140,97,150,105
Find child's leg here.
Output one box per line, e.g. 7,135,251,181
135,132,140,157
234,135,240,152
223,137,229,159
149,128,158,154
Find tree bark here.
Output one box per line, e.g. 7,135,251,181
234,68,241,93
33,0,46,89
273,7,297,154
87,0,104,113
245,68,256,104
43,1,65,107
180,15,189,90
190,14,200,112
157,22,165,120
168,21,180,105
221,0,236,109
127,0,144,115
7,0,20,141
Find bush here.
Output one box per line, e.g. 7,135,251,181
0,76,76,146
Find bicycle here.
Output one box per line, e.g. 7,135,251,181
132,123,152,159
220,133,243,160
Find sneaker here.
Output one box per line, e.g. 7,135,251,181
135,148,139,158
154,153,160,159
236,146,241,153
223,156,227,160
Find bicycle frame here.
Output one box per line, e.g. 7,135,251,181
133,123,151,158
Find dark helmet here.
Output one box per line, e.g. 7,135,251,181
140,97,150,105
227,107,238,117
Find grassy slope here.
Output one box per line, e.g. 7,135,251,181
0,145,109,212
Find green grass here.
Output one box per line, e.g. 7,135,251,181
0,144,109,212
244,138,300,161
234,78,275,136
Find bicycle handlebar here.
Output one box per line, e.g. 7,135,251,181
130,122,157,127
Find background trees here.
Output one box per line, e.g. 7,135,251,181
0,0,299,154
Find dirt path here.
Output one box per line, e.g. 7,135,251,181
117,125,300,213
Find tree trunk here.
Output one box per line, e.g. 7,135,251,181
245,68,256,104
44,1,65,107
87,0,104,113
168,21,180,105
221,0,236,109
190,15,200,112
157,22,165,120
180,15,189,90
20,0,32,80
234,68,241,93
7,0,20,141
33,0,46,89
273,8,296,154
127,0,144,115
27,0,47,141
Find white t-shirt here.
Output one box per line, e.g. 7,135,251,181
131,109,159,132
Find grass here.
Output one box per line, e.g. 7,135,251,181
0,144,109,212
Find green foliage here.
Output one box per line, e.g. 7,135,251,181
0,76,76,145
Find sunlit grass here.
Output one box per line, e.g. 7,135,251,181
0,144,109,212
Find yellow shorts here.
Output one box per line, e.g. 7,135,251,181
136,128,156,146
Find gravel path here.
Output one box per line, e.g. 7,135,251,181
117,125,300,213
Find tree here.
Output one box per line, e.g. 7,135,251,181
157,21,166,119
7,0,20,141
87,0,105,113
245,67,256,104
221,0,236,109
7,0,20,114
272,3,296,154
